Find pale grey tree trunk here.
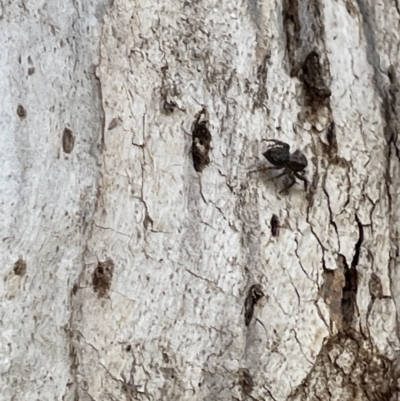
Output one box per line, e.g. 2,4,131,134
2,1,400,400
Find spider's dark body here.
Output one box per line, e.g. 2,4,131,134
287,149,308,172
256,139,308,192
262,142,290,167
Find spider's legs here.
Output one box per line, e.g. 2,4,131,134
248,165,283,174
280,175,296,193
294,171,308,191
273,170,289,179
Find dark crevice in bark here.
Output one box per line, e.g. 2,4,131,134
341,215,363,328
351,214,364,269
281,0,331,91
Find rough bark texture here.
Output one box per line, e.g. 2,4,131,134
2,0,400,400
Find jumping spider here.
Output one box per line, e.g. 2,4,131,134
251,139,308,192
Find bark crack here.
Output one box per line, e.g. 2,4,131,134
185,268,224,293
263,385,279,401
279,263,301,306
294,236,315,283
292,329,313,365
93,223,131,238
314,300,331,333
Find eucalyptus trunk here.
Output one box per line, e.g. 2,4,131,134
1,1,400,400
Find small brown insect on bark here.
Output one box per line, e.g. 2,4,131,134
62,128,75,154
238,368,253,395
17,105,27,119
302,51,331,100
244,284,264,326
191,108,212,172
92,258,114,297
270,214,280,237
14,257,27,276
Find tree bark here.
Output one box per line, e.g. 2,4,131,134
2,0,400,400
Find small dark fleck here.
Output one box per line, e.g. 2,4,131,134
14,257,27,276
17,105,27,119
270,214,280,237
191,108,212,172
72,283,79,295
126,344,131,352
244,284,264,326
92,258,114,297
62,128,75,154
162,352,169,363
28,67,35,75
108,117,119,130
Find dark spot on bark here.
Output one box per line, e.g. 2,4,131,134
126,344,131,352
14,257,26,276
143,212,153,230
71,283,79,295
62,128,75,154
108,117,119,130
270,214,280,237
238,368,253,395
162,352,169,363
92,258,114,297
244,284,264,326
17,105,27,119
28,67,35,75
191,108,211,172
369,273,383,299
302,51,331,101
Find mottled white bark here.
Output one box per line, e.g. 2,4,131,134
2,0,400,400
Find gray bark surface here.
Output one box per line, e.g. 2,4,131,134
1,0,400,400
